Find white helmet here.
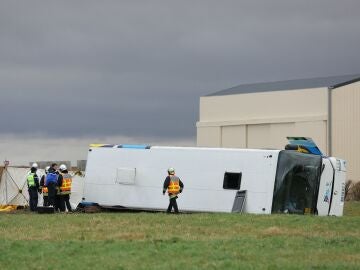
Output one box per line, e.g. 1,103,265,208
45,166,50,173
168,167,175,175
59,164,67,171
32,163,38,169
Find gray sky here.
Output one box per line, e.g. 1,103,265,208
1,1,360,165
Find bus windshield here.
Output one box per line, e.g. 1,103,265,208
272,151,322,214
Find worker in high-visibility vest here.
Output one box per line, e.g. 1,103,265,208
163,167,184,214
59,164,73,212
27,163,40,211
39,166,50,206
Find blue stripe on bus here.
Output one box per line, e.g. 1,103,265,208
118,144,151,149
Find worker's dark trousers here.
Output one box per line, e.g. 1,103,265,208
28,188,38,211
47,182,57,207
55,195,62,212
43,196,49,207
167,197,179,213
60,194,72,212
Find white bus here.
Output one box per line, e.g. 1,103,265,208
83,144,346,216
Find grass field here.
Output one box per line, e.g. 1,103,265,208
0,202,359,270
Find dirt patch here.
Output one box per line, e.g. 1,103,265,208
262,226,283,236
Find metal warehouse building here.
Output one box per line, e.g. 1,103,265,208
197,74,360,181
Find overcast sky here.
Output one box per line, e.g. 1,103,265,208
1,1,360,165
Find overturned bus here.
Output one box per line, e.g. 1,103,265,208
83,144,346,216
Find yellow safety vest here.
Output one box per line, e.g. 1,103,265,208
27,173,36,188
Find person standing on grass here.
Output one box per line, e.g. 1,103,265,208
40,166,50,206
163,168,184,214
27,163,40,211
55,166,63,212
46,163,61,208
59,164,73,212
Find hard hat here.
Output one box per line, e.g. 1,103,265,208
45,166,50,173
168,167,175,175
59,164,67,171
32,163,38,169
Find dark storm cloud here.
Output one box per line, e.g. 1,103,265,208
1,0,360,140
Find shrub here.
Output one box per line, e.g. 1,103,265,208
345,180,353,201
350,181,360,201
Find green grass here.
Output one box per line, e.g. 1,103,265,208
0,202,359,270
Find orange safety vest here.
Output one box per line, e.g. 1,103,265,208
168,176,180,194
42,186,48,196
41,175,48,196
60,173,72,195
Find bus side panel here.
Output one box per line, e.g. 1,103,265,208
329,168,346,216
84,147,279,214
316,159,333,216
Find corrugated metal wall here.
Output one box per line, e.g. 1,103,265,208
197,87,328,152
331,82,360,181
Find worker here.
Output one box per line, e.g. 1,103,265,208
55,164,63,212
39,166,50,206
46,163,61,208
163,167,184,214
27,163,40,211
59,164,73,212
